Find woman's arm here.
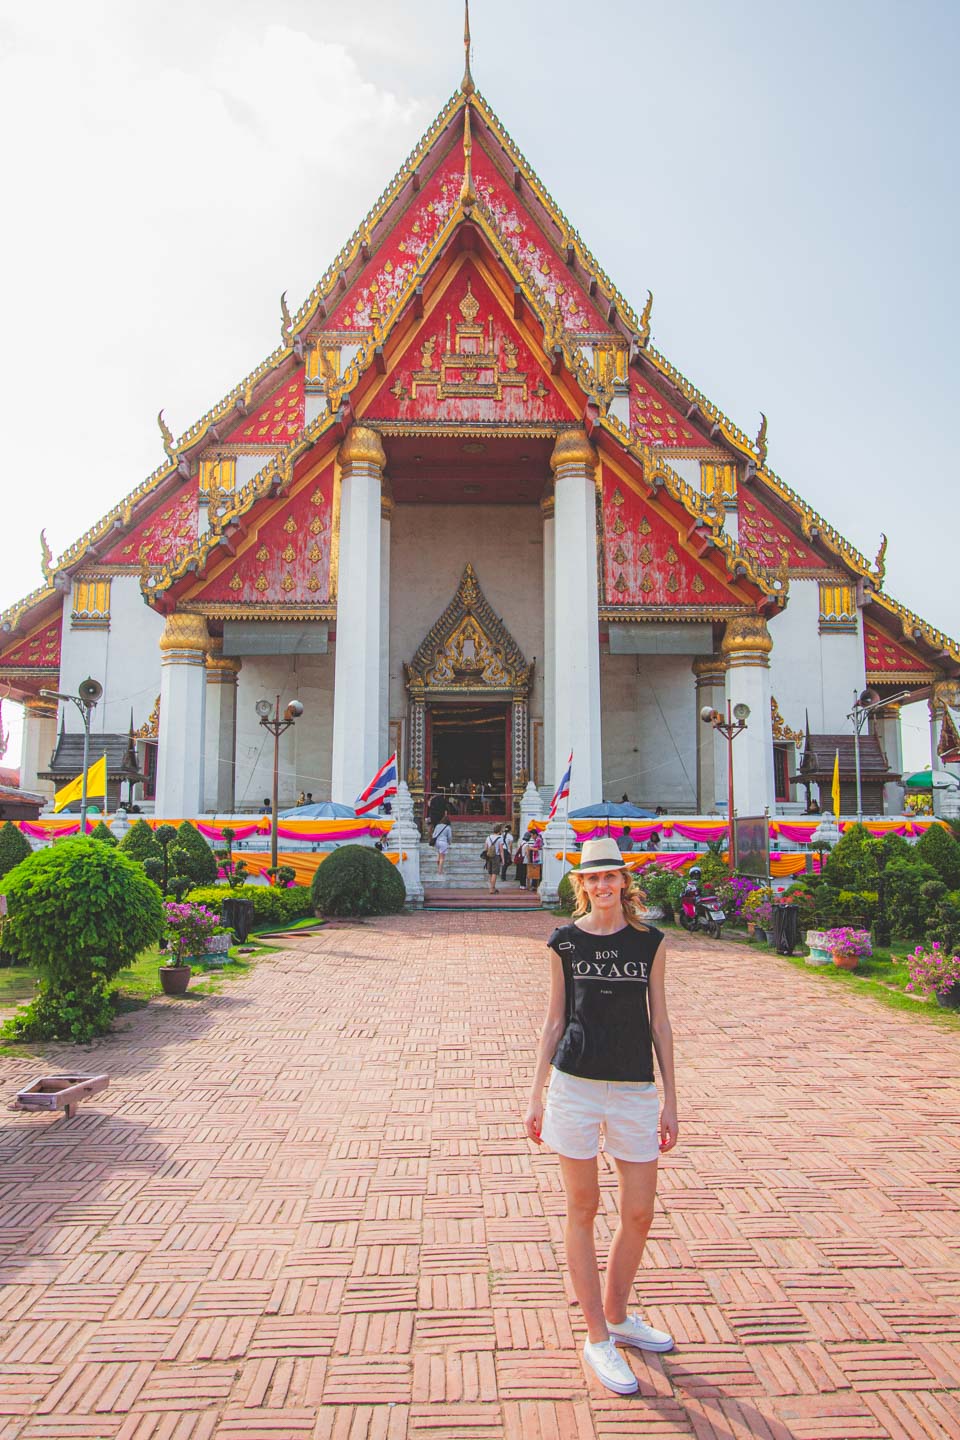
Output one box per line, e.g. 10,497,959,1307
524,951,566,1144
647,939,679,1153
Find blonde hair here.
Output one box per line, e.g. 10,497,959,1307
570,869,649,929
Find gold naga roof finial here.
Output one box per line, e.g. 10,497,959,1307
638,289,653,347
755,412,768,467
280,291,293,346
157,409,176,460
39,529,53,584
460,102,477,211
461,0,475,96
873,532,888,588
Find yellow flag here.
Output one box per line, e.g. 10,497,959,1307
831,749,841,817
53,754,107,813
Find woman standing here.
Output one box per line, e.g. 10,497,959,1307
432,815,453,876
524,837,678,1395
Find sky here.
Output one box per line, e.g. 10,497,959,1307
0,0,956,775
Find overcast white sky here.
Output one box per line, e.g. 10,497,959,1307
1,0,956,774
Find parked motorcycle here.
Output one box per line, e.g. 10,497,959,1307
679,893,726,939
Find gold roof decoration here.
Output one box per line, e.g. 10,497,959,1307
405,563,532,695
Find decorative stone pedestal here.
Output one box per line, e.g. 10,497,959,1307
393,781,424,907
539,817,572,906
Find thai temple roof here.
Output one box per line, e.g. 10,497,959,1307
1,11,957,682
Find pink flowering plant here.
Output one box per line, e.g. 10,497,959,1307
823,926,872,960
163,901,221,964
905,942,960,998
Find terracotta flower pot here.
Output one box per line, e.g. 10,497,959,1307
831,952,859,971
159,964,192,996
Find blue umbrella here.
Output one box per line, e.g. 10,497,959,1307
568,801,655,819
278,801,358,819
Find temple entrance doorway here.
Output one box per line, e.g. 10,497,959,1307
426,701,510,819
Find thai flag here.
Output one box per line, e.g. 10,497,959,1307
548,750,573,821
355,752,399,815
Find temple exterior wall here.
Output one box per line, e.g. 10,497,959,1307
57,578,166,736
232,654,336,809
387,502,545,748
600,651,698,811
768,579,866,734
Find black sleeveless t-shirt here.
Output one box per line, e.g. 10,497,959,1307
547,922,664,1082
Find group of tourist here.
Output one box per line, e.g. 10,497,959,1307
429,781,504,815
481,822,543,893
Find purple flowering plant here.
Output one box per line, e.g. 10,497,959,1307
824,926,872,960
905,942,960,997
162,901,221,964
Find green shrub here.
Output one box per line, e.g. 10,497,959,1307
118,818,161,862
810,882,840,926
925,889,960,955
835,890,878,928
557,873,575,914
914,824,960,890
883,858,940,940
169,821,218,887
823,825,880,891
311,845,406,917
0,837,164,1043
0,821,32,878
640,864,685,918
781,883,817,927
698,852,731,886
186,883,314,926
89,819,118,846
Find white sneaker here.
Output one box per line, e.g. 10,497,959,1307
582,1339,639,1394
607,1311,674,1353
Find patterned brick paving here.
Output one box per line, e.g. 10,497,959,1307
1,916,959,1438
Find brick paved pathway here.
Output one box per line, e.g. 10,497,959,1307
1,916,959,1439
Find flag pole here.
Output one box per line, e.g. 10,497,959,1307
79,707,92,834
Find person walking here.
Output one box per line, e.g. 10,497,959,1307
524,837,678,1396
500,823,515,885
432,815,453,876
483,823,503,895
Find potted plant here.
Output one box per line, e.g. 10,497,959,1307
905,942,960,1007
823,926,872,970
160,901,221,994
743,887,775,942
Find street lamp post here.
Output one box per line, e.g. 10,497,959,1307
256,696,304,870
701,700,750,870
40,678,104,831
848,688,911,823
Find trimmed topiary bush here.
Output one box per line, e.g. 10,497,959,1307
822,824,879,892
311,845,405,917
0,821,32,878
89,820,118,846
884,857,940,940
0,837,164,1043
914,824,960,890
118,818,162,863
557,873,575,914
169,821,218,887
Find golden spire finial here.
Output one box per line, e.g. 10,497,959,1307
755,411,768,467
40,529,53,584
638,289,653,347
873,532,888,587
157,409,176,460
460,103,476,210
461,0,475,95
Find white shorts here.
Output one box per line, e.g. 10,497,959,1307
540,1067,660,1163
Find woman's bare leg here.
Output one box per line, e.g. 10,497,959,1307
604,1157,658,1324
557,1155,608,1343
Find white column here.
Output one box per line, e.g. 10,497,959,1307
549,429,602,810
930,683,960,818
379,493,392,763
875,702,904,815
541,497,555,800
722,615,775,818
331,425,386,807
204,642,240,813
693,657,726,813
20,698,58,800
154,612,209,818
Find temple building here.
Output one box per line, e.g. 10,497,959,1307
2,30,958,826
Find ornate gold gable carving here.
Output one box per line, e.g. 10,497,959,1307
405,564,532,696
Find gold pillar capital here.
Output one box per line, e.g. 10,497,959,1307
23,696,58,718
549,428,597,477
159,611,210,655
721,614,773,663
338,424,386,473
692,654,727,686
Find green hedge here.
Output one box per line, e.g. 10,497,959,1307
186,884,315,926
311,845,406,916
0,821,31,878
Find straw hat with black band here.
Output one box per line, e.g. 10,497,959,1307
571,838,630,873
